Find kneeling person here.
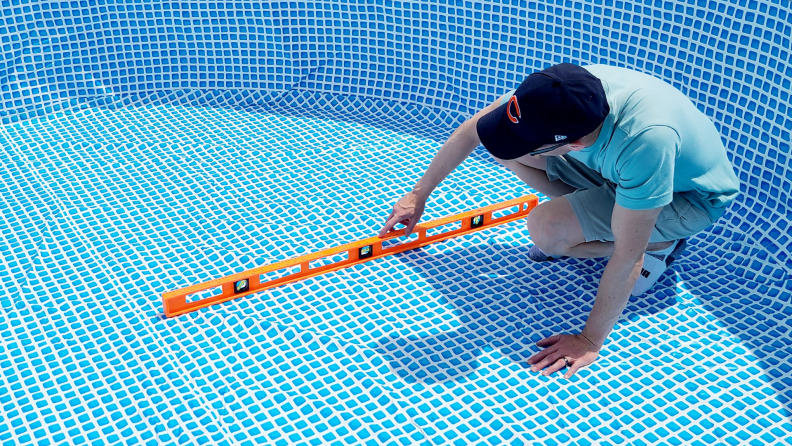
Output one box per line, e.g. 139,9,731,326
379,63,740,378
474,63,740,376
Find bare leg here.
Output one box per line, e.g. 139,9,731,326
500,157,675,258
528,197,675,259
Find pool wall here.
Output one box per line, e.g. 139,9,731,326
1,1,791,445
2,1,790,268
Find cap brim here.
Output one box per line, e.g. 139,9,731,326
475,102,542,160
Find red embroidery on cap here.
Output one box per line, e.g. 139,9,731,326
507,95,521,124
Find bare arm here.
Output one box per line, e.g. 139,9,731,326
527,203,663,378
379,94,509,236
412,97,507,200
581,203,663,346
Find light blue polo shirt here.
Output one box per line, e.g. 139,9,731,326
500,64,740,221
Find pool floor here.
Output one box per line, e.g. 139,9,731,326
0,90,790,446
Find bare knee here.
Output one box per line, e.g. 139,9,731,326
526,201,575,256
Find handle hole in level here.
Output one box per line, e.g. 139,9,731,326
309,251,349,269
186,286,222,303
492,205,520,220
426,220,462,237
382,232,419,250
260,265,301,283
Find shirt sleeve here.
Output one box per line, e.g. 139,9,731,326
615,126,680,211
500,88,517,106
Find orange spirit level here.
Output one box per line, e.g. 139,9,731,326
162,195,539,317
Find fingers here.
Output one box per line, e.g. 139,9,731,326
540,358,568,377
378,221,393,237
404,204,424,236
526,346,549,365
378,209,396,237
529,353,569,377
380,216,413,237
527,337,557,364
527,346,557,371
531,356,558,374
380,215,419,237
404,219,419,237
536,334,561,347
379,208,414,237
380,193,425,238
564,360,583,379
528,333,597,379
529,334,581,378
379,213,402,237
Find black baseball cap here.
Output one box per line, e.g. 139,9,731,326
476,63,610,160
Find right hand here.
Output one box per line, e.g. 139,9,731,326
379,192,426,237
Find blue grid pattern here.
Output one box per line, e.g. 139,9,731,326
1,0,791,445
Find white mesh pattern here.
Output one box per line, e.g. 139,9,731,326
1,0,791,445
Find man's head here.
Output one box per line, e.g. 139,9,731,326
526,121,605,157
476,63,610,159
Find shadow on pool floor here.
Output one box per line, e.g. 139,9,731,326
372,236,792,424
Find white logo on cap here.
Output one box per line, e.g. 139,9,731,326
554,135,567,141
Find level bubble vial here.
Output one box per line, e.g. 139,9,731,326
234,279,250,293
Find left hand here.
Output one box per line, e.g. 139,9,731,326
527,333,601,379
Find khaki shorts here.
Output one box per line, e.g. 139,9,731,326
546,155,716,243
